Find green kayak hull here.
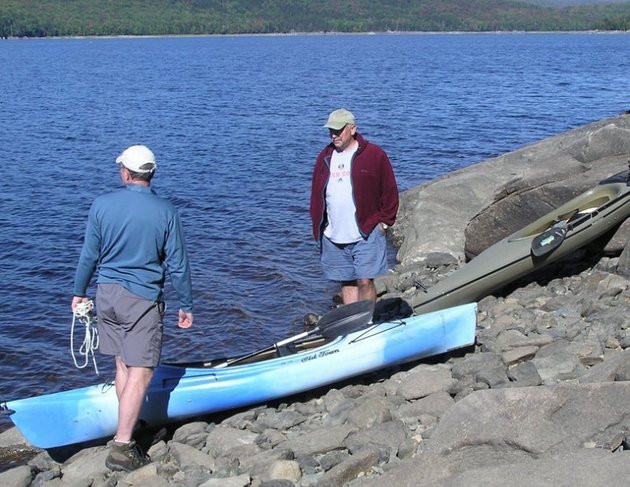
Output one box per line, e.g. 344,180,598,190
411,172,630,315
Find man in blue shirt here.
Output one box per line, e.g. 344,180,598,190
72,145,193,472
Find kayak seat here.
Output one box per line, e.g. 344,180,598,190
275,343,298,357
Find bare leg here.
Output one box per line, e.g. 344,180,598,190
114,357,154,442
342,279,377,304
341,280,359,304
114,356,126,401
357,278,377,303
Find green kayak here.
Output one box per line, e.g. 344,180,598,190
411,171,630,315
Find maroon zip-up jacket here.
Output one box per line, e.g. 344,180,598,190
310,133,399,241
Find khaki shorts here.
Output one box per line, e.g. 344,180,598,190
95,283,164,368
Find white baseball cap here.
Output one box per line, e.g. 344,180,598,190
115,145,156,174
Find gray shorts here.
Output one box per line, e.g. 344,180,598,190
95,283,164,368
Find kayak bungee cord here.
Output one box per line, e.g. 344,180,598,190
348,320,406,344
70,300,99,375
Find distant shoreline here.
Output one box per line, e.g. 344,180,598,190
2,30,629,41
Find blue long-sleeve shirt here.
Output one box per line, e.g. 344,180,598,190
73,184,193,312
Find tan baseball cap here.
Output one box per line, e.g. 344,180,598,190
323,109,355,130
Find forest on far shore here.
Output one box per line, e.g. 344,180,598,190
1,0,630,38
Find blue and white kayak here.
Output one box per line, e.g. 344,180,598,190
1,302,477,449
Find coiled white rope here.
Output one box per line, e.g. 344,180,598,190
71,300,100,375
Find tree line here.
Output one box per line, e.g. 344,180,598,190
1,0,629,38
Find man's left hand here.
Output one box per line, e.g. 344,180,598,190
178,309,193,329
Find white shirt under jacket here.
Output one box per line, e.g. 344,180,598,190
323,147,362,244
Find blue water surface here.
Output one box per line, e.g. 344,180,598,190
0,33,628,412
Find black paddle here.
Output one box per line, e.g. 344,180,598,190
214,300,375,368
531,219,569,258
530,207,587,258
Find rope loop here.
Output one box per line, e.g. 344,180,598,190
71,299,99,375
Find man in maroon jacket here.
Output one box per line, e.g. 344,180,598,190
310,108,399,304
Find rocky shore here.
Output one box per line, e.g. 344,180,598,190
2,111,630,486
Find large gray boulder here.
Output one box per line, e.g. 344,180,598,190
357,382,630,486
393,112,630,265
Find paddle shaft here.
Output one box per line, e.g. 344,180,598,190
213,300,374,368
213,331,313,368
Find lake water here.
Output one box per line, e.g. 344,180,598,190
0,33,628,424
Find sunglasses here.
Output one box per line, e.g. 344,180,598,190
328,125,348,137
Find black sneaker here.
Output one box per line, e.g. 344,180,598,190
105,440,150,472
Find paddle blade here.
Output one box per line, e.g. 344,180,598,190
531,221,568,258
318,300,374,338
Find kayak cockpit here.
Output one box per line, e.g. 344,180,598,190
508,184,628,241
162,335,330,369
